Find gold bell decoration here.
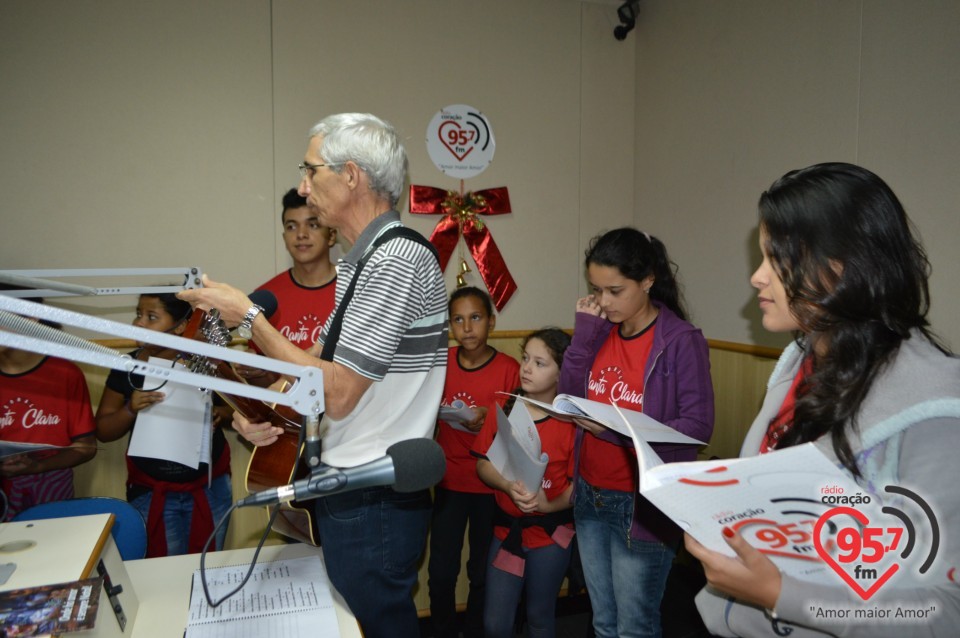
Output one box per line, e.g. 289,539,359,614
455,258,471,288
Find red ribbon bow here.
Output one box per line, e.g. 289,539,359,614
409,185,517,311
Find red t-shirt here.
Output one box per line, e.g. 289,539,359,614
581,323,655,491
436,347,520,493
472,408,576,548
0,357,96,446
253,270,337,351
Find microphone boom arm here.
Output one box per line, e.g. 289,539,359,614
0,267,204,298
0,295,324,417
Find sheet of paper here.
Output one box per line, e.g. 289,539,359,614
0,440,66,460
632,441,875,581
507,393,704,445
484,403,548,491
127,357,211,468
186,556,340,638
438,400,481,434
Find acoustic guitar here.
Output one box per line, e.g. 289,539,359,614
182,308,320,545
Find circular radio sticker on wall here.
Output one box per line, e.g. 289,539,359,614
425,104,495,179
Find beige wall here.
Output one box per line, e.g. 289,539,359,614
0,0,634,334
3,1,955,347
631,0,960,349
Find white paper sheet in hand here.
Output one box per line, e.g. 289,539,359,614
484,402,549,492
438,400,481,434
127,357,212,469
623,415,866,581
508,393,704,445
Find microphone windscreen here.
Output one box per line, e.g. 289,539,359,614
386,438,447,492
249,289,279,319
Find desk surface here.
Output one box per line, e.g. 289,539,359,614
125,543,361,638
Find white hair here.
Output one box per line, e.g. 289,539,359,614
308,113,408,207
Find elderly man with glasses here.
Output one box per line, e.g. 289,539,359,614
180,113,448,638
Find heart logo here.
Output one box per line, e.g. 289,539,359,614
813,506,900,600
438,121,476,161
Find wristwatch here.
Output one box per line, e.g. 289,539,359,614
237,304,265,340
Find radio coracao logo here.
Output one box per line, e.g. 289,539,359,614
812,484,940,601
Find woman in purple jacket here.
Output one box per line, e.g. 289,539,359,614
558,228,714,638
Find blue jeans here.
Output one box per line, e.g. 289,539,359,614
483,535,573,638
428,487,495,638
130,473,232,555
315,486,431,638
573,479,675,638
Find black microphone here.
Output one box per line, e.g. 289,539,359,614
236,438,446,507
248,289,279,319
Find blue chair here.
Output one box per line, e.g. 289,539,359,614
12,496,148,560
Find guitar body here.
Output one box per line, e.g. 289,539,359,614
184,309,321,545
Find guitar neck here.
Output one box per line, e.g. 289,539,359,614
185,309,302,433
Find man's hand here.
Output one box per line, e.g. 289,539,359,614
232,412,284,447
178,274,252,326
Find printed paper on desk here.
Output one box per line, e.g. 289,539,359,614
623,410,870,581
439,400,481,434
484,402,549,492
187,556,338,638
507,393,704,445
127,356,211,469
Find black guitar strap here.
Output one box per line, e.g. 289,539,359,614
318,225,439,362
289,225,438,540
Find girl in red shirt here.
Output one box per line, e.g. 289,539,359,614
473,328,575,638
429,287,520,638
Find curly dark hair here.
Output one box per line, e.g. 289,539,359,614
759,162,943,474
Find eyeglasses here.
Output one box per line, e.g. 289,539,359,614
298,161,343,179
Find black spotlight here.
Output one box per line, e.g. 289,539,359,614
614,0,639,41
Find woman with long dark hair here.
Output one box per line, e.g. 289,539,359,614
688,162,960,636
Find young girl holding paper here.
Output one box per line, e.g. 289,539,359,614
94,293,232,556
472,327,575,638
558,228,714,638
429,286,520,638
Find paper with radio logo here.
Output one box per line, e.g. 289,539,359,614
624,417,943,600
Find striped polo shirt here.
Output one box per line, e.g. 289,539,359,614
317,211,448,466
